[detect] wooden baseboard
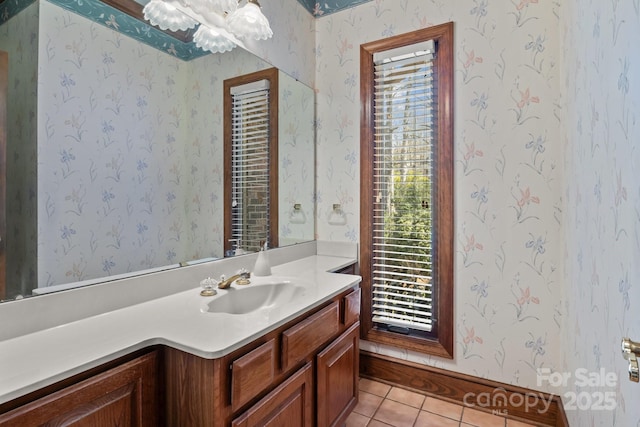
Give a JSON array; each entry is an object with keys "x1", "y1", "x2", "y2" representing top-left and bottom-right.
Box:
[{"x1": 360, "y1": 351, "x2": 568, "y2": 427}]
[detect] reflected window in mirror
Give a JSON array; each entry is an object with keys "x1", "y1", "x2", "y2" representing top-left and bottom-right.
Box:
[{"x1": 224, "y1": 68, "x2": 278, "y2": 256}]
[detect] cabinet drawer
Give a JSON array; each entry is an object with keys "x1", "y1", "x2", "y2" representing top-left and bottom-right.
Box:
[
  {"x1": 231, "y1": 339, "x2": 276, "y2": 412},
  {"x1": 343, "y1": 288, "x2": 361, "y2": 326},
  {"x1": 281, "y1": 301, "x2": 340, "y2": 371},
  {"x1": 231, "y1": 362, "x2": 313, "y2": 427}
]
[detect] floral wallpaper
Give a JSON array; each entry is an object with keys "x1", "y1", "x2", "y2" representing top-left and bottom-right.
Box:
[
  {"x1": 242, "y1": 0, "x2": 316, "y2": 87},
  {"x1": 560, "y1": 0, "x2": 640, "y2": 425},
  {"x1": 49, "y1": 0, "x2": 208, "y2": 61},
  {"x1": 278, "y1": 71, "x2": 315, "y2": 245},
  {"x1": 35, "y1": 0, "x2": 314, "y2": 289},
  {"x1": 38, "y1": 0, "x2": 196, "y2": 287},
  {"x1": 0, "y1": 1, "x2": 39, "y2": 299},
  {"x1": 0, "y1": 0, "x2": 36, "y2": 25},
  {"x1": 315, "y1": 0, "x2": 640, "y2": 422},
  {"x1": 315, "y1": 0, "x2": 563, "y2": 392}
]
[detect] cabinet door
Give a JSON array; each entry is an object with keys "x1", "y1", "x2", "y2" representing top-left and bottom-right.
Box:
[
  {"x1": 316, "y1": 322, "x2": 360, "y2": 427},
  {"x1": 0, "y1": 351, "x2": 159, "y2": 427},
  {"x1": 232, "y1": 362, "x2": 313, "y2": 427}
]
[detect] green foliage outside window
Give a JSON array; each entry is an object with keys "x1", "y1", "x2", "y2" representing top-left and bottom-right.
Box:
[{"x1": 377, "y1": 170, "x2": 433, "y2": 328}]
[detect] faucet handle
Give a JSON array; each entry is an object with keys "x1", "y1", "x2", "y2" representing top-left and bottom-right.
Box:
[
  {"x1": 236, "y1": 268, "x2": 251, "y2": 285},
  {"x1": 199, "y1": 277, "x2": 218, "y2": 297}
]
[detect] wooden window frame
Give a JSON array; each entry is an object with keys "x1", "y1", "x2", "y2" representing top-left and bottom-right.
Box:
[
  {"x1": 223, "y1": 67, "x2": 279, "y2": 255},
  {"x1": 359, "y1": 23, "x2": 454, "y2": 358}
]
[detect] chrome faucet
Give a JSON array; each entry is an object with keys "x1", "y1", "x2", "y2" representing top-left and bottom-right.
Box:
[{"x1": 218, "y1": 270, "x2": 251, "y2": 289}]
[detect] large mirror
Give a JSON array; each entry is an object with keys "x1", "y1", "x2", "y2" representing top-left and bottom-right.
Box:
[{"x1": 0, "y1": 0, "x2": 315, "y2": 300}]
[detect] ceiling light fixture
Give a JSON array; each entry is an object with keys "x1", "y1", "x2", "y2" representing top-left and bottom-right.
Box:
[{"x1": 143, "y1": 0, "x2": 273, "y2": 54}]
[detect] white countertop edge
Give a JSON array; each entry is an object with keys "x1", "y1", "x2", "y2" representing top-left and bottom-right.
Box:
[{"x1": 0, "y1": 255, "x2": 360, "y2": 405}]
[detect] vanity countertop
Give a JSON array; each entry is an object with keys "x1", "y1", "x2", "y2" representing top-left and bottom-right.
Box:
[{"x1": 0, "y1": 255, "x2": 360, "y2": 405}]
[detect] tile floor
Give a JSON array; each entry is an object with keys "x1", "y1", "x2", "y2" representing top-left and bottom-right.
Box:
[{"x1": 345, "y1": 378, "x2": 545, "y2": 427}]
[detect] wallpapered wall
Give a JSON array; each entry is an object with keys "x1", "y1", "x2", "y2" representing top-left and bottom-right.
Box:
[
  {"x1": 314, "y1": 0, "x2": 640, "y2": 423},
  {"x1": 315, "y1": 0, "x2": 563, "y2": 392},
  {"x1": 560, "y1": 0, "x2": 640, "y2": 425},
  {"x1": 36, "y1": 0, "x2": 314, "y2": 288},
  {"x1": 50, "y1": 0, "x2": 209, "y2": 61},
  {"x1": 0, "y1": 2, "x2": 39, "y2": 298},
  {"x1": 39, "y1": 0, "x2": 197, "y2": 287},
  {"x1": 278, "y1": 71, "x2": 316, "y2": 246},
  {"x1": 243, "y1": 0, "x2": 315, "y2": 87}
]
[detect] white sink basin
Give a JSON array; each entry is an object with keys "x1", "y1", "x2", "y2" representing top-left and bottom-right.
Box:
[{"x1": 204, "y1": 280, "x2": 306, "y2": 315}]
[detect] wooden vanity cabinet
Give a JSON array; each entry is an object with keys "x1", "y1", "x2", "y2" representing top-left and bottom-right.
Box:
[
  {"x1": 0, "y1": 350, "x2": 160, "y2": 427},
  {"x1": 0, "y1": 286, "x2": 360, "y2": 427},
  {"x1": 165, "y1": 286, "x2": 361, "y2": 427}
]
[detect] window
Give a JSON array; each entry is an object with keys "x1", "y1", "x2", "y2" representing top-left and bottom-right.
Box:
[
  {"x1": 224, "y1": 68, "x2": 278, "y2": 255},
  {"x1": 360, "y1": 23, "x2": 454, "y2": 358}
]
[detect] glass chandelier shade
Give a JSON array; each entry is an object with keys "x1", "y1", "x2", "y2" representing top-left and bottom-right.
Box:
[
  {"x1": 143, "y1": 0, "x2": 198, "y2": 32},
  {"x1": 142, "y1": 0, "x2": 273, "y2": 54},
  {"x1": 227, "y1": 0, "x2": 273, "y2": 41},
  {"x1": 193, "y1": 25, "x2": 236, "y2": 54}
]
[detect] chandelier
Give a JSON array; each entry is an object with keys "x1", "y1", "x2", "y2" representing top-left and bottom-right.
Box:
[{"x1": 143, "y1": 0, "x2": 273, "y2": 54}]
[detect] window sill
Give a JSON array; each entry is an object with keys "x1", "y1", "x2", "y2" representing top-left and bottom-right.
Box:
[{"x1": 363, "y1": 327, "x2": 453, "y2": 359}]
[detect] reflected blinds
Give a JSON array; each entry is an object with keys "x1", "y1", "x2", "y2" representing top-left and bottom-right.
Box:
[
  {"x1": 371, "y1": 41, "x2": 436, "y2": 333},
  {"x1": 230, "y1": 81, "x2": 271, "y2": 252}
]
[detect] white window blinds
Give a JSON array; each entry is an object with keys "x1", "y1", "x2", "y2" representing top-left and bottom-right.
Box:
[
  {"x1": 371, "y1": 41, "x2": 436, "y2": 333},
  {"x1": 230, "y1": 80, "x2": 271, "y2": 252}
]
